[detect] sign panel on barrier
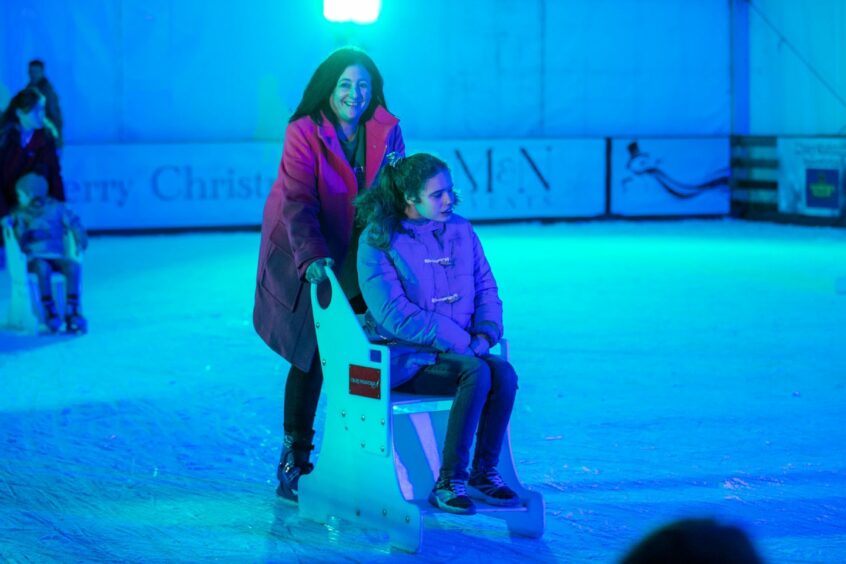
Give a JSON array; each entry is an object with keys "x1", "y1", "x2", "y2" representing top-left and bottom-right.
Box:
[
  {"x1": 61, "y1": 139, "x2": 607, "y2": 230},
  {"x1": 610, "y1": 138, "x2": 731, "y2": 216},
  {"x1": 410, "y1": 139, "x2": 607, "y2": 220},
  {"x1": 778, "y1": 138, "x2": 846, "y2": 218},
  {"x1": 62, "y1": 143, "x2": 282, "y2": 230}
]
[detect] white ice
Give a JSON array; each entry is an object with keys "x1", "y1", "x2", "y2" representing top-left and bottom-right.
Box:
[{"x1": 1, "y1": 219, "x2": 845, "y2": 562}]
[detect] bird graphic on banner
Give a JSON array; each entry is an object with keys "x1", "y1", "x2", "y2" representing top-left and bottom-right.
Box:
[{"x1": 623, "y1": 141, "x2": 729, "y2": 199}]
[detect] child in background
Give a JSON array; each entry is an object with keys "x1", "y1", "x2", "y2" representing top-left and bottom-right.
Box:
[
  {"x1": 10, "y1": 172, "x2": 88, "y2": 333},
  {"x1": 355, "y1": 153, "x2": 520, "y2": 515}
]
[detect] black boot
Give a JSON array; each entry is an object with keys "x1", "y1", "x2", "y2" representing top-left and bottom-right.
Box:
[
  {"x1": 276, "y1": 430, "x2": 315, "y2": 503},
  {"x1": 41, "y1": 297, "x2": 62, "y2": 333},
  {"x1": 65, "y1": 295, "x2": 88, "y2": 334}
]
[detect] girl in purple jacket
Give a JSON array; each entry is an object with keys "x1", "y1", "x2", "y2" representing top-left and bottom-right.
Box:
[{"x1": 355, "y1": 153, "x2": 520, "y2": 515}]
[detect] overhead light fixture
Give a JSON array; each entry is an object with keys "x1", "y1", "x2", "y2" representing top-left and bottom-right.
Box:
[{"x1": 324, "y1": 0, "x2": 381, "y2": 24}]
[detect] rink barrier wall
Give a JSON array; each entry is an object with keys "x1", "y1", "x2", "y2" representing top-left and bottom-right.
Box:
[
  {"x1": 732, "y1": 135, "x2": 846, "y2": 226},
  {"x1": 62, "y1": 137, "x2": 734, "y2": 232}
]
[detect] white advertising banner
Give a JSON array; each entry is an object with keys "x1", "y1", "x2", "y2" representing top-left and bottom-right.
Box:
[
  {"x1": 778, "y1": 138, "x2": 846, "y2": 218},
  {"x1": 62, "y1": 139, "x2": 608, "y2": 230},
  {"x1": 409, "y1": 139, "x2": 607, "y2": 220},
  {"x1": 610, "y1": 138, "x2": 731, "y2": 216},
  {"x1": 62, "y1": 143, "x2": 282, "y2": 230}
]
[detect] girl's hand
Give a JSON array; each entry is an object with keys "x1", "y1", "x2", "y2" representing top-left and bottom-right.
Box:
[{"x1": 470, "y1": 334, "x2": 491, "y2": 357}]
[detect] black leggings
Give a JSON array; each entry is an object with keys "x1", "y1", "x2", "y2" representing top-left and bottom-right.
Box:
[
  {"x1": 283, "y1": 355, "x2": 323, "y2": 435},
  {"x1": 282, "y1": 293, "x2": 366, "y2": 435}
]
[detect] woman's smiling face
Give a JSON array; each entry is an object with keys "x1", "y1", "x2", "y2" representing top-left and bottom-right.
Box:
[{"x1": 328, "y1": 64, "x2": 372, "y2": 127}]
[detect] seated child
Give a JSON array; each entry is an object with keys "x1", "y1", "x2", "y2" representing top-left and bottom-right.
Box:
[
  {"x1": 355, "y1": 153, "x2": 519, "y2": 515},
  {"x1": 10, "y1": 172, "x2": 88, "y2": 333}
]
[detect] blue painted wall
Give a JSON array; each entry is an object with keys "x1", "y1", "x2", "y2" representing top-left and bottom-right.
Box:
[{"x1": 1, "y1": 1, "x2": 842, "y2": 142}]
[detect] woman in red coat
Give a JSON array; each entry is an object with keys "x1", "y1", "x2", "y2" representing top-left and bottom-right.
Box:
[
  {"x1": 253, "y1": 47, "x2": 405, "y2": 502},
  {"x1": 0, "y1": 88, "x2": 65, "y2": 219}
]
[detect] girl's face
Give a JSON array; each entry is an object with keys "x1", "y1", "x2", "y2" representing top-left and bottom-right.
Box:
[
  {"x1": 16, "y1": 97, "x2": 46, "y2": 130},
  {"x1": 328, "y1": 64, "x2": 372, "y2": 127},
  {"x1": 16, "y1": 186, "x2": 32, "y2": 207},
  {"x1": 406, "y1": 170, "x2": 456, "y2": 222},
  {"x1": 15, "y1": 174, "x2": 46, "y2": 206}
]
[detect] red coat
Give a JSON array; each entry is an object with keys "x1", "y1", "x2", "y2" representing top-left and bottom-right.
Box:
[
  {"x1": 0, "y1": 128, "x2": 65, "y2": 217},
  {"x1": 253, "y1": 106, "x2": 405, "y2": 370}
]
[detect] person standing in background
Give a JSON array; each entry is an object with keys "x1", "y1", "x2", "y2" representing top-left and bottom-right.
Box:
[{"x1": 27, "y1": 59, "x2": 63, "y2": 149}]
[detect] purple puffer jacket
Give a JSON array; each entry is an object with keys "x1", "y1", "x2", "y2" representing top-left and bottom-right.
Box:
[{"x1": 357, "y1": 214, "x2": 503, "y2": 386}]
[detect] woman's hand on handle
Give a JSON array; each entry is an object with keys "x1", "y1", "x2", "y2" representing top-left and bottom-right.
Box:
[{"x1": 305, "y1": 257, "x2": 335, "y2": 284}]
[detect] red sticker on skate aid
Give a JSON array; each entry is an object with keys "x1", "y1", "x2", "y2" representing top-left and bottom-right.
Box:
[{"x1": 349, "y1": 365, "x2": 381, "y2": 399}]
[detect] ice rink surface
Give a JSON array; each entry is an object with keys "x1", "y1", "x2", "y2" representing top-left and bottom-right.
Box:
[{"x1": 1, "y1": 219, "x2": 844, "y2": 562}]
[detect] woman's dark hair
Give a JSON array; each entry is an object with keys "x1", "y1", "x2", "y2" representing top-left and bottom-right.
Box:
[
  {"x1": 1, "y1": 88, "x2": 43, "y2": 128},
  {"x1": 0, "y1": 88, "x2": 44, "y2": 145},
  {"x1": 289, "y1": 47, "x2": 387, "y2": 126},
  {"x1": 354, "y1": 153, "x2": 453, "y2": 250}
]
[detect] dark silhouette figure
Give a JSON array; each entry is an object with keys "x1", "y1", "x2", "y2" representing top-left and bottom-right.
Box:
[{"x1": 621, "y1": 518, "x2": 764, "y2": 564}]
